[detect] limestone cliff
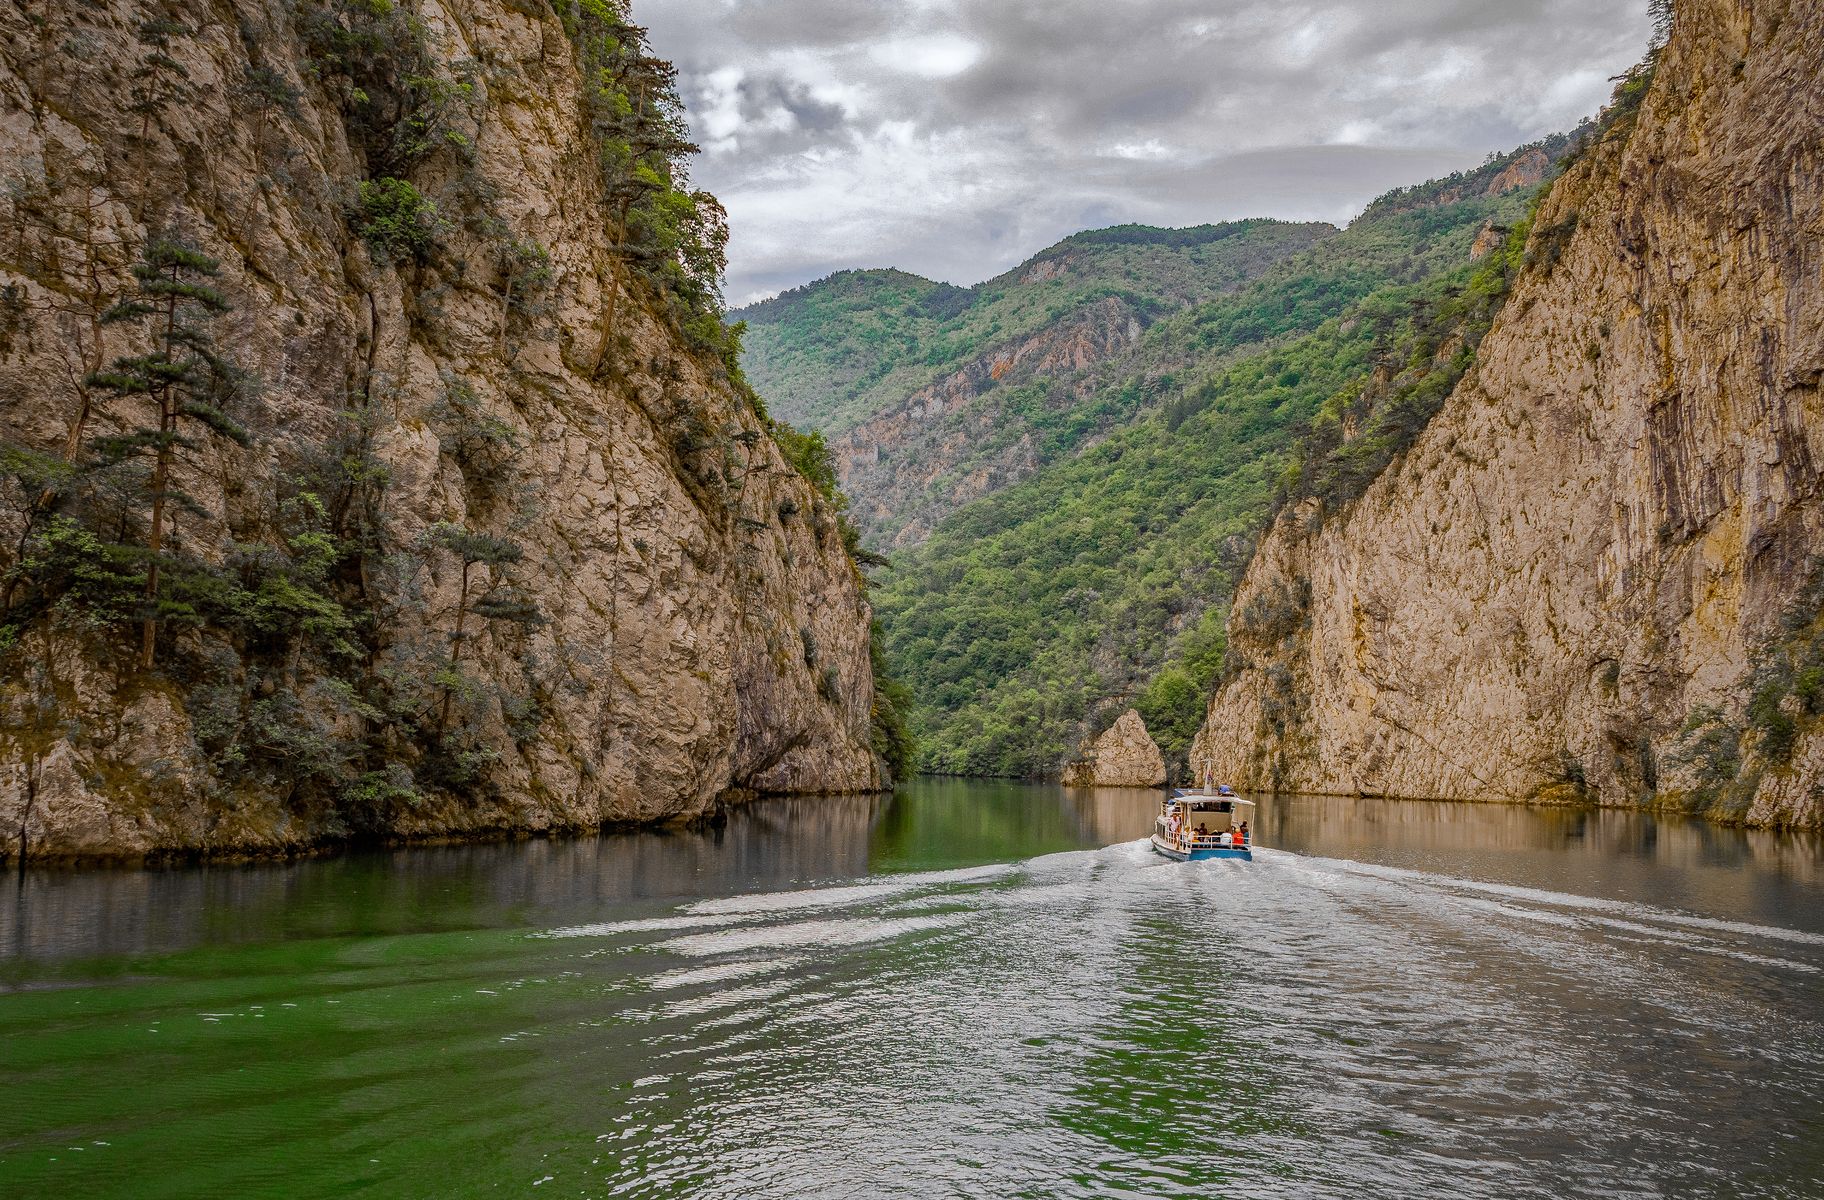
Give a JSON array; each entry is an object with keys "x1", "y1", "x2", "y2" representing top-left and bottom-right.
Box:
[
  {"x1": 0, "y1": 0, "x2": 880, "y2": 860},
  {"x1": 1061, "y1": 709, "x2": 1166, "y2": 788},
  {"x1": 1194, "y1": 0, "x2": 1824, "y2": 828}
]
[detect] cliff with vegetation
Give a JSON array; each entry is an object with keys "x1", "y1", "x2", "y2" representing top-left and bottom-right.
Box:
[
  {"x1": 0, "y1": 0, "x2": 887, "y2": 861},
  {"x1": 1194, "y1": 0, "x2": 1824, "y2": 828}
]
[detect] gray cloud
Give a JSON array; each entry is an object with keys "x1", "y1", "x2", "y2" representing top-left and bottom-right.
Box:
[{"x1": 640, "y1": 0, "x2": 1653, "y2": 304}]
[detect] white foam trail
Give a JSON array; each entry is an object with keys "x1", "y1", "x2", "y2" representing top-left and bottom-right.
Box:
[
  {"x1": 685, "y1": 883, "x2": 911, "y2": 916},
  {"x1": 683, "y1": 864, "x2": 1017, "y2": 917},
  {"x1": 647, "y1": 957, "x2": 801, "y2": 991},
  {"x1": 536, "y1": 913, "x2": 758, "y2": 940},
  {"x1": 664, "y1": 980, "x2": 798, "y2": 1019},
  {"x1": 657, "y1": 913, "x2": 971, "y2": 958},
  {"x1": 1306, "y1": 856, "x2": 1824, "y2": 947},
  {"x1": 873, "y1": 864, "x2": 1020, "y2": 887}
]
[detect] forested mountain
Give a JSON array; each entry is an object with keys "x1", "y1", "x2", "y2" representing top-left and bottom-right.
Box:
[
  {"x1": 751, "y1": 137, "x2": 1569, "y2": 778},
  {"x1": 742, "y1": 221, "x2": 1333, "y2": 435},
  {"x1": 738, "y1": 219, "x2": 1332, "y2": 545}
]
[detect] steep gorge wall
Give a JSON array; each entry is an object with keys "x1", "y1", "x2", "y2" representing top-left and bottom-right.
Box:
[
  {"x1": 0, "y1": 0, "x2": 879, "y2": 859},
  {"x1": 1194, "y1": 0, "x2": 1824, "y2": 827}
]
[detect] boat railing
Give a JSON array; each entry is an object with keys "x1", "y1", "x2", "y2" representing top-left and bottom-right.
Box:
[{"x1": 1165, "y1": 833, "x2": 1249, "y2": 851}]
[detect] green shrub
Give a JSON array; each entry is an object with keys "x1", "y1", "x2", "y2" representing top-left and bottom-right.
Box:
[
  {"x1": 356, "y1": 177, "x2": 442, "y2": 262},
  {"x1": 1669, "y1": 706, "x2": 1742, "y2": 802},
  {"x1": 772, "y1": 422, "x2": 842, "y2": 503},
  {"x1": 18, "y1": 516, "x2": 146, "y2": 632},
  {"x1": 343, "y1": 763, "x2": 422, "y2": 816},
  {"x1": 1741, "y1": 564, "x2": 1824, "y2": 765},
  {"x1": 1133, "y1": 665, "x2": 1204, "y2": 759},
  {"x1": 869, "y1": 619, "x2": 916, "y2": 782}
]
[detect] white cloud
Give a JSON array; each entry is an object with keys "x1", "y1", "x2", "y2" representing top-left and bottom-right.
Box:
[
  {"x1": 868, "y1": 33, "x2": 983, "y2": 79},
  {"x1": 697, "y1": 66, "x2": 746, "y2": 151},
  {"x1": 639, "y1": 0, "x2": 1655, "y2": 303}
]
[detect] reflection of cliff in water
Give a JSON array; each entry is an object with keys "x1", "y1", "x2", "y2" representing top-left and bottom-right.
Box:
[
  {"x1": 4, "y1": 794, "x2": 886, "y2": 964},
  {"x1": 1060, "y1": 786, "x2": 1167, "y2": 845},
  {"x1": 871, "y1": 777, "x2": 1121, "y2": 870},
  {"x1": 1254, "y1": 793, "x2": 1824, "y2": 908},
  {"x1": 8, "y1": 784, "x2": 1820, "y2": 968},
  {"x1": 1255, "y1": 795, "x2": 1820, "y2": 874}
]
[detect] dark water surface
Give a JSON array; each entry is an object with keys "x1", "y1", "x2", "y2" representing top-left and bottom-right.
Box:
[{"x1": 3, "y1": 781, "x2": 1822, "y2": 1198}]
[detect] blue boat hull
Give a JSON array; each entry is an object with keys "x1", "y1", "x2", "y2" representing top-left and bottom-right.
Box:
[{"x1": 1150, "y1": 834, "x2": 1252, "y2": 862}]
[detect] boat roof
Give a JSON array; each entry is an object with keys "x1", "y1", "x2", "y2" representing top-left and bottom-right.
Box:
[{"x1": 1168, "y1": 793, "x2": 1256, "y2": 809}]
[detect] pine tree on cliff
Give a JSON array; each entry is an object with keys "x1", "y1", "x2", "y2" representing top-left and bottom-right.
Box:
[
  {"x1": 86, "y1": 236, "x2": 251, "y2": 668},
  {"x1": 566, "y1": 3, "x2": 706, "y2": 376},
  {"x1": 127, "y1": 18, "x2": 193, "y2": 145},
  {"x1": 423, "y1": 523, "x2": 542, "y2": 733}
]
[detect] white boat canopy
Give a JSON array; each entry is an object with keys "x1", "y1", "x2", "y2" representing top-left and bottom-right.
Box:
[{"x1": 1168, "y1": 794, "x2": 1256, "y2": 810}]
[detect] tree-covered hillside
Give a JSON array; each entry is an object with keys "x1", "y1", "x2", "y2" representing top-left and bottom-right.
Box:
[
  {"x1": 737, "y1": 220, "x2": 1332, "y2": 439},
  {"x1": 813, "y1": 140, "x2": 1568, "y2": 778}
]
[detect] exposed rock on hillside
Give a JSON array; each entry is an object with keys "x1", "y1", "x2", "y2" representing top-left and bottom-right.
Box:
[
  {"x1": 0, "y1": 0, "x2": 879, "y2": 860},
  {"x1": 1359, "y1": 140, "x2": 1564, "y2": 220},
  {"x1": 1062, "y1": 710, "x2": 1166, "y2": 788},
  {"x1": 1194, "y1": 0, "x2": 1824, "y2": 828},
  {"x1": 835, "y1": 296, "x2": 1145, "y2": 547},
  {"x1": 738, "y1": 221, "x2": 1333, "y2": 547}
]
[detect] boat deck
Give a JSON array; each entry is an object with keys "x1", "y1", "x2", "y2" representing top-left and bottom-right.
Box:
[{"x1": 1150, "y1": 833, "x2": 1252, "y2": 862}]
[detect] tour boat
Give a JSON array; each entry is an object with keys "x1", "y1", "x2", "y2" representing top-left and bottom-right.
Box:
[{"x1": 1151, "y1": 789, "x2": 1255, "y2": 861}]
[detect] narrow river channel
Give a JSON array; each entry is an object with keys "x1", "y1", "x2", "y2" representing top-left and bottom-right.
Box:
[{"x1": 4, "y1": 780, "x2": 1822, "y2": 1198}]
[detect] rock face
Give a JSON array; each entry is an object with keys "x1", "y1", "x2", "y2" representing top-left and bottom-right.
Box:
[
  {"x1": 1193, "y1": 0, "x2": 1824, "y2": 828},
  {"x1": 1062, "y1": 710, "x2": 1166, "y2": 788},
  {"x1": 0, "y1": 0, "x2": 879, "y2": 859}
]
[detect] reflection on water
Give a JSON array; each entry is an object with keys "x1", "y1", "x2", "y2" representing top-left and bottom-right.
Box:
[
  {"x1": 1255, "y1": 792, "x2": 1824, "y2": 932},
  {"x1": 6, "y1": 782, "x2": 1823, "y2": 963},
  {"x1": 1, "y1": 780, "x2": 1822, "y2": 1199},
  {"x1": 3, "y1": 793, "x2": 880, "y2": 965}
]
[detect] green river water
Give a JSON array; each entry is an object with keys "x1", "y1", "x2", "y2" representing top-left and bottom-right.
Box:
[{"x1": 3, "y1": 779, "x2": 1822, "y2": 1198}]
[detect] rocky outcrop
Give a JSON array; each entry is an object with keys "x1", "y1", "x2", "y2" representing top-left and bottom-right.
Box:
[
  {"x1": 1469, "y1": 222, "x2": 1507, "y2": 260},
  {"x1": 1363, "y1": 143, "x2": 1563, "y2": 220},
  {"x1": 1062, "y1": 710, "x2": 1166, "y2": 787},
  {"x1": 0, "y1": 0, "x2": 879, "y2": 860},
  {"x1": 1193, "y1": 0, "x2": 1824, "y2": 828}
]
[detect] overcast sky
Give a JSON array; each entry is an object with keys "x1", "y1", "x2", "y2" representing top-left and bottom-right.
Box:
[{"x1": 639, "y1": 1, "x2": 1653, "y2": 305}]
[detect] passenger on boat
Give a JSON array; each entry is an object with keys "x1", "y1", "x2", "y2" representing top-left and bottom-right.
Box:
[
  {"x1": 1237, "y1": 821, "x2": 1249, "y2": 845},
  {"x1": 1219, "y1": 831, "x2": 1233, "y2": 847}
]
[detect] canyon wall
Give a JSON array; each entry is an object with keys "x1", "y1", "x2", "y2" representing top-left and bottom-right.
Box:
[
  {"x1": 0, "y1": 0, "x2": 880, "y2": 859},
  {"x1": 1194, "y1": 0, "x2": 1824, "y2": 827}
]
